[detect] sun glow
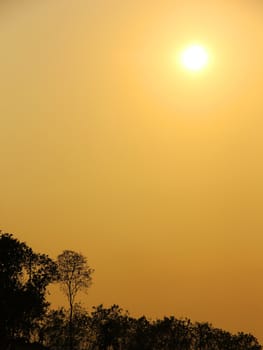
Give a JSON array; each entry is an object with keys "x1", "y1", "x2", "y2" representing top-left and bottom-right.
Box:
[{"x1": 181, "y1": 45, "x2": 209, "y2": 71}]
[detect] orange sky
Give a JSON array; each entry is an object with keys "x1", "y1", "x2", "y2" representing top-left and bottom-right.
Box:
[{"x1": 1, "y1": 0, "x2": 263, "y2": 342}]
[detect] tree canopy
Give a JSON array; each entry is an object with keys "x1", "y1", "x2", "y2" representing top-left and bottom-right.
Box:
[
  {"x1": 0, "y1": 231, "x2": 262, "y2": 350},
  {"x1": 0, "y1": 232, "x2": 57, "y2": 348},
  {"x1": 56, "y1": 250, "x2": 94, "y2": 350}
]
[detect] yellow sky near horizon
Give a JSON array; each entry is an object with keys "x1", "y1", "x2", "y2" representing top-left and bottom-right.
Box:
[{"x1": 1, "y1": 0, "x2": 263, "y2": 342}]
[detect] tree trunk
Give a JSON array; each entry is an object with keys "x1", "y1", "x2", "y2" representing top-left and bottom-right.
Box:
[{"x1": 69, "y1": 295, "x2": 73, "y2": 350}]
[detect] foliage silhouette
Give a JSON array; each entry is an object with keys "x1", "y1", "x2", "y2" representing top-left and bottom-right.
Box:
[
  {"x1": 0, "y1": 232, "x2": 262, "y2": 350},
  {"x1": 56, "y1": 250, "x2": 94, "y2": 350},
  {"x1": 0, "y1": 232, "x2": 56, "y2": 349}
]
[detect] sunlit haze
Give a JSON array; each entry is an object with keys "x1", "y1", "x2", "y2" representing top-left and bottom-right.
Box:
[{"x1": 1, "y1": 0, "x2": 263, "y2": 343}]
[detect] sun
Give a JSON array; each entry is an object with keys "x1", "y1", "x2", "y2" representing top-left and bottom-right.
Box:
[{"x1": 180, "y1": 45, "x2": 208, "y2": 71}]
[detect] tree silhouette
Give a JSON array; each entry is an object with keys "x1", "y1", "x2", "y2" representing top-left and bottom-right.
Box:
[
  {"x1": 56, "y1": 250, "x2": 94, "y2": 350},
  {"x1": 1, "y1": 232, "x2": 262, "y2": 350},
  {"x1": 89, "y1": 304, "x2": 131, "y2": 350},
  {"x1": 0, "y1": 232, "x2": 56, "y2": 349},
  {"x1": 154, "y1": 317, "x2": 193, "y2": 350}
]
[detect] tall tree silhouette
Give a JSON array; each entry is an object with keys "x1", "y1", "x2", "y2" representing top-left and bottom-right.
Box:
[
  {"x1": 0, "y1": 232, "x2": 56, "y2": 349},
  {"x1": 56, "y1": 250, "x2": 94, "y2": 350}
]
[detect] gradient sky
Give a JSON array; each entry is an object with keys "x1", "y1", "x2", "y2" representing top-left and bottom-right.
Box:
[{"x1": 1, "y1": 0, "x2": 263, "y2": 342}]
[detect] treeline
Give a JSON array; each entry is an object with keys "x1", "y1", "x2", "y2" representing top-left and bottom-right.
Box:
[
  {"x1": 41, "y1": 304, "x2": 262, "y2": 350},
  {"x1": 0, "y1": 232, "x2": 261, "y2": 350}
]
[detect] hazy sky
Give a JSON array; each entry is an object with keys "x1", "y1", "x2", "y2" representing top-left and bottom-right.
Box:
[{"x1": 1, "y1": 0, "x2": 263, "y2": 342}]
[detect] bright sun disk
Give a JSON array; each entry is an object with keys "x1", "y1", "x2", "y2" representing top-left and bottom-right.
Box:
[{"x1": 181, "y1": 45, "x2": 208, "y2": 71}]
